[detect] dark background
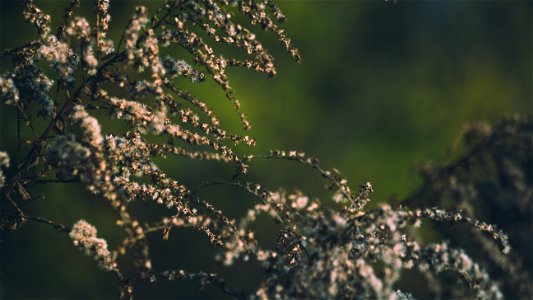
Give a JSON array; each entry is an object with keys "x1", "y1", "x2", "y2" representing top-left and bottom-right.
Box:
[{"x1": 0, "y1": 0, "x2": 531, "y2": 298}]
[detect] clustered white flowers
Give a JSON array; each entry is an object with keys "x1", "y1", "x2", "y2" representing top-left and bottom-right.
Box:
[
  {"x1": 69, "y1": 219, "x2": 117, "y2": 271},
  {"x1": 209, "y1": 178, "x2": 508, "y2": 299},
  {"x1": 45, "y1": 135, "x2": 93, "y2": 182}
]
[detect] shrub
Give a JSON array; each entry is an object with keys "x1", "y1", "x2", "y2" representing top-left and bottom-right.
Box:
[{"x1": 0, "y1": 1, "x2": 527, "y2": 299}]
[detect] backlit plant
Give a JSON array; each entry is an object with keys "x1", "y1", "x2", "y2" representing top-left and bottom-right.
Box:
[{"x1": 0, "y1": 1, "x2": 522, "y2": 299}]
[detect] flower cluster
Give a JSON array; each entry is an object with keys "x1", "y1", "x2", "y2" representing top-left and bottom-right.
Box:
[
  {"x1": 209, "y1": 178, "x2": 508, "y2": 299},
  {"x1": 95, "y1": 0, "x2": 114, "y2": 55},
  {"x1": 39, "y1": 35, "x2": 79, "y2": 85},
  {"x1": 162, "y1": 55, "x2": 205, "y2": 82},
  {"x1": 45, "y1": 135, "x2": 93, "y2": 182},
  {"x1": 22, "y1": 0, "x2": 51, "y2": 38},
  {"x1": 69, "y1": 219, "x2": 117, "y2": 271},
  {"x1": 13, "y1": 63, "x2": 54, "y2": 116},
  {"x1": 0, "y1": 151, "x2": 9, "y2": 188},
  {"x1": 0, "y1": 75, "x2": 20, "y2": 105},
  {"x1": 71, "y1": 105, "x2": 104, "y2": 149}
]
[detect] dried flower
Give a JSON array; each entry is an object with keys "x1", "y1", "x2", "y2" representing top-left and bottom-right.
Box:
[
  {"x1": 0, "y1": 75, "x2": 19, "y2": 105},
  {"x1": 0, "y1": 2, "x2": 522, "y2": 300},
  {"x1": 69, "y1": 220, "x2": 117, "y2": 271},
  {"x1": 0, "y1": 151, "x2": 9, "y2": 188}
]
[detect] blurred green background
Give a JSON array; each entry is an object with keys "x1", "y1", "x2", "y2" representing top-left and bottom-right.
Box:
[{"x1": 0, "y1": 0, "x2": 531, "y2": 298}]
